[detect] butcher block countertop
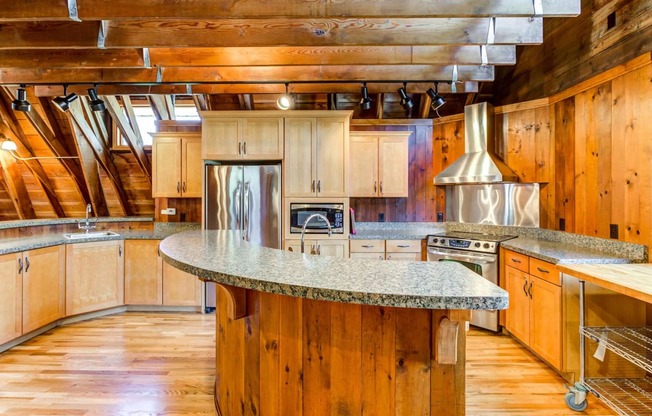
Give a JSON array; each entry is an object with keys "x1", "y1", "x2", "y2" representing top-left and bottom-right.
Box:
[{"x1": 557, "y1": 263, "x2": 652, "y2": 304}]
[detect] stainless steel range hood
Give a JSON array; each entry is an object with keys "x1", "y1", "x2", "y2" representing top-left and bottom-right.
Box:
[{"x1": 434, "y1": 102, "x2": 518, "y2": 185}]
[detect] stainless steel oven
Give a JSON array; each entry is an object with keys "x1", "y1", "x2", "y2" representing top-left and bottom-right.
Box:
[
  {"x1": 289, "y1": 203, "x2": 345, "y2": 234},
  {"x1": 426, "y1": 232, "x2": 515, "y2": 332}
]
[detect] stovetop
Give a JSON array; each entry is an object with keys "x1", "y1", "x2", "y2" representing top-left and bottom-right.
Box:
[{"x1": 426, "y1": 231, "x2": 517, "y2": 254}]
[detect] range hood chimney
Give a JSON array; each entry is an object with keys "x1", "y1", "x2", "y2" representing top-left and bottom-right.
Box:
[{"x1": 434, "y1": 102, "x2": 518, "y2": 185}]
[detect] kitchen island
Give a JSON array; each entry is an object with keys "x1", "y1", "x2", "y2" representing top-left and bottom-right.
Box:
[{"x1": 160, "y1": 230, "x2": 508, "y2": 416}]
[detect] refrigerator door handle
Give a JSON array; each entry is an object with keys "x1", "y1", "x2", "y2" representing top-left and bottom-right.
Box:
[
  {"x1": 243, "y1": 181, "x2": 250, "y2": 241},
  {"x1": 234, "y1": 182, "x2": 242, "y2": 231}
]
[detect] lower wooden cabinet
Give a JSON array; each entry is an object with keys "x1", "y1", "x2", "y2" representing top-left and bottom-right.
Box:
[
  {"x1": 124, "y1": 240, "x2": 162, "y2": 305},
  {"x1": 284, "y1": 239, "x2": 349, "y2": 258},
  {"x1": 66, "y1": 240, "x2": 125, "y2": 316},
  {"x1": 22, "y1": 246, "x2": 65, "y2": 334},
  {"x1": 0, "y1": 252, "x2": 22, "y2": 344},
  {"x1": 350, "y1": 239, "x2": 422, "y2": 261},
  {"x1": 162, "y1": 262, "x2": 203, "y2": 306},
  {"x1": 503, "y1": 249, "x2": 561, "y2": 370}
]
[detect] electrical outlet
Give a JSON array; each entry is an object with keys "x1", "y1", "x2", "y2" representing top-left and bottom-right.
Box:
[
  {"x1": 378, "y1": 212, "x2": 385, "y2": 222},
  {"x1": 610, "y1": 224, "x2": 619, "y2": 239},
  {"x1": 160, "y1": 208, "x2": 176, "y2": 215},
  {"x1": 436, "y1": 212, "x2": 444, "y2": 222},
  {"x1": 559, "y1": 218, "x2": 565, "y2": 231}
]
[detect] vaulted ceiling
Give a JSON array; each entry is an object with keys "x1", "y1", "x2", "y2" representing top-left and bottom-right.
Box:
[{"x1": 0, "y1": 0, "x2": 581, "y2": 117}]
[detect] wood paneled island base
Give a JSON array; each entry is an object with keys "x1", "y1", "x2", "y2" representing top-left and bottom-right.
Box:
[{"x1": 214, "y1": 284, "x2": 470, "y2": 416}]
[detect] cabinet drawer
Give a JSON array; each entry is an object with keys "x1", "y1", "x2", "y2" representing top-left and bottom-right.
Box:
[
  {"x1": 350, "y1": 239, "x2": 385, "y2": 253},
  {"x1": 386, "y1": 240, "x2": 421, "y2": 253},
  {"x1": 529, "y1": 258, "x2": 560, "y2": 286},
  {"x1": 504, "y1": 250, "x2": 529, "y2": 272},
  {"x1": 386, "y1": 252, "x2": 421, "y2": 261}
]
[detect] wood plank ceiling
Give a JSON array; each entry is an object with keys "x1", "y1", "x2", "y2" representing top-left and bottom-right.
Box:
[{"x1": 0, "y1": 0, "x2": 581, "y2": 220}]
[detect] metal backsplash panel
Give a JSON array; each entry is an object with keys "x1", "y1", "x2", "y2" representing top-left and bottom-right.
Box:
[{"x1": 445, "y1": 183, "x2": 540, "y2": 227}]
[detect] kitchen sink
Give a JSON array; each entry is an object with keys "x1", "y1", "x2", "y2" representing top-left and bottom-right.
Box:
[{"x1": 62, "y1": 231, "x2": 120, "y2": 240}]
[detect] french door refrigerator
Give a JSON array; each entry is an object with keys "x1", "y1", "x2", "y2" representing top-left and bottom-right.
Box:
[{"x1": 204, "y1": 163, "x2": 282, "y2": 309}]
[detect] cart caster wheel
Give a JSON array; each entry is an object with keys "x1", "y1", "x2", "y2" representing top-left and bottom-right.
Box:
[{"x1": 565, "y1": 391, "x2": 588, "y2": 412}]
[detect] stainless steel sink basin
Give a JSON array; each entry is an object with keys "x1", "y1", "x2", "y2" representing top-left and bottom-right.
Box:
[{"x1": 62, "y1": 231, "x2": 120, "y2": 240}]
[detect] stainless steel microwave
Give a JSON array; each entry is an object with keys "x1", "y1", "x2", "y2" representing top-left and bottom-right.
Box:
[{"x1": 289, "y1": 203, "x2": 345, "y2": 234}]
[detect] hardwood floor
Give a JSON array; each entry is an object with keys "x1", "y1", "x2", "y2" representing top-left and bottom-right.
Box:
[{"x1": 0, "y1": 312, "x2": 614, "y2": 415}]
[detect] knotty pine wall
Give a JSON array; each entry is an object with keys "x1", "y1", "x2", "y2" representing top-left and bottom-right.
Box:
[{"x1": 352, "y1": 54, "x2": 652, "y2": 249}]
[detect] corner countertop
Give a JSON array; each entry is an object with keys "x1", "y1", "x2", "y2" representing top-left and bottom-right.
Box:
[
  {"x1": 159, "y1": 230, "x2": 509, "y2": 310},
  {"x1": 501, "y1": 237, "x2": 635, "y2": 264}
]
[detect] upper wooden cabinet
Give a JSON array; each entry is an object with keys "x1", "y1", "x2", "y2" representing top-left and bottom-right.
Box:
[
  {"x1": 284, "y1": 112, "x2": 350, "y2": 197},
  {"x1": 201, "y1": 112, "x2": 284, "y2": 160},
  {"x1": 152, "y1": 132, "x2": 202, "y2": 198},
  {"x1": 349, "y1": 131, "x2": 411, "y2": 198}
]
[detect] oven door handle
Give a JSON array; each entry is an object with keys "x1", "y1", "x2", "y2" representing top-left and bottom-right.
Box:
[{"x1": 427, "y1": 249, "x2": 496, "y2": 264}]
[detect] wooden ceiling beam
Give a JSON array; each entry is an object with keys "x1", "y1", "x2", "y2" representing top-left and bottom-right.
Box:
[
  {"x1": 0, "y1": 0, "x2": 580, "y2": 20},
  {"x1": 34, "y1": 82, "x2": 479, "y2": 96},
  {"x1": 0, "y1": 46, "x2": 517, "y2": 68},
  {"x1": 1, "y1": 65, "x2": 494, "y2": 84},
  {"x1": 0, "y1": 18, "x2": 542, "y2": 49}
]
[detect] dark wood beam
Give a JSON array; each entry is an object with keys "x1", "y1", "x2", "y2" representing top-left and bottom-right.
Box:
[
  {"x1": 104, "y1": 96, "x2": 152, "y2": 184},
  {"x1": 0, "y1": 18, "x2": 542, "y2": 49},
  {"x1": 0, "y1": 0, "x2": 580, "y2": 20},
  {"x1": 1, "y1": 65, "x2": 494, "y2": 84}
]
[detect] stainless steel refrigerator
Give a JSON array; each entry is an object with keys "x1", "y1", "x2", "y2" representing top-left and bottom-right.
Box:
[{"x1": 204, "y1": 163, "x2": 282, "y2": 309}]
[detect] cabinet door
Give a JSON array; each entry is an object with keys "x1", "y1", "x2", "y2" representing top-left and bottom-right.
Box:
[
  {"x1": 0, "y1": 252, "x2": 22, "y2": 344},
  {"x1": 66, "y1": 240, "x2": 125, "y2": 316},
  {"x1": 379, "y1": 136, "x2": 409, "y2": 197},
  {"x1": 284, "y1": 118, "x2": 316, "y2": 197},
  {"x1": 349, "y1": 135, "x2": 378, "y2": 197},
  {"x1": 315, "y1": 239, "x2": 349, "y2": 258},
  {"x1": 124, "y1": 240, "x2": 162, "y2": 305},
  {"x1": 152, "y1": 137, "x2": 182, "y2": 197},
  {"x1": 316, "y1": 118, "x2": 348, "y2": 197},
  {"x1": 202, "y1": 118, "x2": 242, "y2": 160},
  {"x1": 182, "y1": 137, "x2": 203, "y2": 198},
  {"x1": 504, "y1": 265, "x2": 530, "y2": 343},
  {"x1": 22, "y1": 246, "x2": 65, "y2": 333},
  {"x1": 530, "y1": 276, "x2": 562, "y2": 370},
  {"x1": 284, "y1": 240, "x2": 305, "y2": 254},
  {"x1": 162, "y1": 262, "x2": 202, "y2": 306},
  {"x1": 243, "y1": 117, "x2": 284, "y2": 160}
]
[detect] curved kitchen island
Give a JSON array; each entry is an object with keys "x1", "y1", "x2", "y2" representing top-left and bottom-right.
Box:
[{"x1": 160, "y1": 230, "x2": 508, "y2": 416}]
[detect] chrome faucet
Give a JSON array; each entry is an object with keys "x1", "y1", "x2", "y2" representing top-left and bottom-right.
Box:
[
  {"x1": 78, "y1": 203, "x2": 96, "y2": 233},
  {"x1": 300, "y1": 213, "x2": 332, "y2": 254}
]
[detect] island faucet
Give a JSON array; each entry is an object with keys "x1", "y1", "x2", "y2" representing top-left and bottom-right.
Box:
[
  {"x1": 300, "y1": 213, "x2": 332, "y2": 254},
  {"x1": 78, "y1": 203, "x2": 96, "y2": 233}
]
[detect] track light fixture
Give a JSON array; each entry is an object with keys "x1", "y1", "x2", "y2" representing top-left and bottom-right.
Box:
[
  {"x1": 426, "y1": 82, "x2": 446, "y2": 111},
  {"x1": 11, "y1": 85, "x2": 31, "y2": 112},
  {"x1": 276, "y1": 83, "x2": 294, "y2": 110},
  {"x1": 359, "y1": 82, "x2": 372, "y2": 110},
  {"x1": 87, "y1": 84, "x2": 106, "y2": 112},
  {"x1": 397, "y1": 82, "x2": 414, "y2": 111},
  {"x1": 52, "y1": 84, "x2": 78, "y2": 112}
]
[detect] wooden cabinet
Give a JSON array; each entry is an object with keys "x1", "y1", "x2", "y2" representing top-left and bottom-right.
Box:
[
  {"x1": 503, "y1": 249, "x2": 561, "y2": 370},
  {"x1": 22, "y1": 246, "x2": 65, "y2": 334},
  {"x1": 66, "y1": 240, "x2": 125, "y2": 316},
  {"x1": 284, "y1": 114, "x2": 350, "y2": 197},
  {"x1": 162, "y1": 262, "x2": 202, "y2": 306},
  {"x1": 285, "y1": 240, "x2": 349, "y2": 258},
  {"x1": 124, "y1": 240, "x2": 162, "y2": 305},
  {"x1": 202, "y1": 113, "x2": 284, "y2": 160},
  {"x1": 0, "y1": 252, "x2": 22, "y2": 344},
  {"x1": 152, "y1": 132, "x2": 202, "y2": 198},
  {"x1": 349, "y1": 131, "x2": 410, "y2": 197},
  {"x1": 350, "y1": 239, "x2": 422, "y2": 261}
]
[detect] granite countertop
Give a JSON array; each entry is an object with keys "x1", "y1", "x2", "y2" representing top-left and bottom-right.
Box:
[
  {"x1": 159, "y1": 230, "x2": 508, "y2": 310},
  {"x1": 0, "y1": 216, "x2": 153, "y2": 230},
  {"x1": 501, "y1": 237, "x2": 635, "y2": 264}
]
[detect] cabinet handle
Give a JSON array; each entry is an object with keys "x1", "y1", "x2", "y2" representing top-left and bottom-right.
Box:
[
  {"x1": 119, "y1": 244, "x2": 122, "y2": 257},
  {"x1": 380, "y1": 181, "x2": 383, "y2": 194},
  {"x1": 182, "y1": 182, "x2": 186, "y2": 193},
  {"x1": 536, "y1": 267, "x2": 550, "y2": 274},
  {"x1": 243, "y1": 142, "x2": 247, "y2": 155},
  {"x1": 512, "y1": 258, "x2": 521, "y2": 263},
  {"x1": 311, "y1": 180, "x2": 316, "y2": 192},
  {"x1": 18, "y1": 258, "x2": 23, "y2": 274},
  {"x1": 528, "y1": 281, "x2": 533, "y2": 299},
  {"x1": 397, "y1": 244, "x2": 410, "y2": 248},
  {"x1": 374, "y1": 181, "x2": 377, "y2": 193},
  {"x1": 317, "y1": 180, "x2": 321, "y2": 193},
  {"x1": 177, "y1": 182, "x2": 180, "y2": 193},
  {"x1": 522, "y1": 278, "x2": 528, "y2": 296},
  {"x1": 238, "y1": 142, "x2": 242, "y2": 155},
  {"x1": 317, "y1": 245, "x2": 321, "y2": 255},
  {"x1": 25, "y1": 256, "x2": 30, "y2": 272},
  {"x1": 361, "y1": 244, "x2": 375, "y2": 248}
]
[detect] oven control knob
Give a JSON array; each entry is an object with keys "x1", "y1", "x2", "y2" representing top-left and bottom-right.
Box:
[
  {"x1": 432, "y1": 238, "x2": 438, "y2": 244},
  {"x1": 474, "y1": 242, "x2": 481, "y2": 248},
  {"x1": 483, "y1": 243, "x2": 490, "y2": 249},
  {"x1": 440, "y1": 239, "x2": 446, "y2": 245}
]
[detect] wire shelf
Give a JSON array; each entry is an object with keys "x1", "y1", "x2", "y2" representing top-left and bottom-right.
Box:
[
  {"x1": 585, "y1": 378, "x2": 652, "y2": 416},
  {"x1": 581, "y1": 327, "x2": 652, "y2": 374}
]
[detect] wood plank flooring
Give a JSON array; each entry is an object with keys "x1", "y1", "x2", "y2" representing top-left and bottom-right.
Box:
[{"x1": 0, "y1": 312, "x2": 614, "y2": 415}]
